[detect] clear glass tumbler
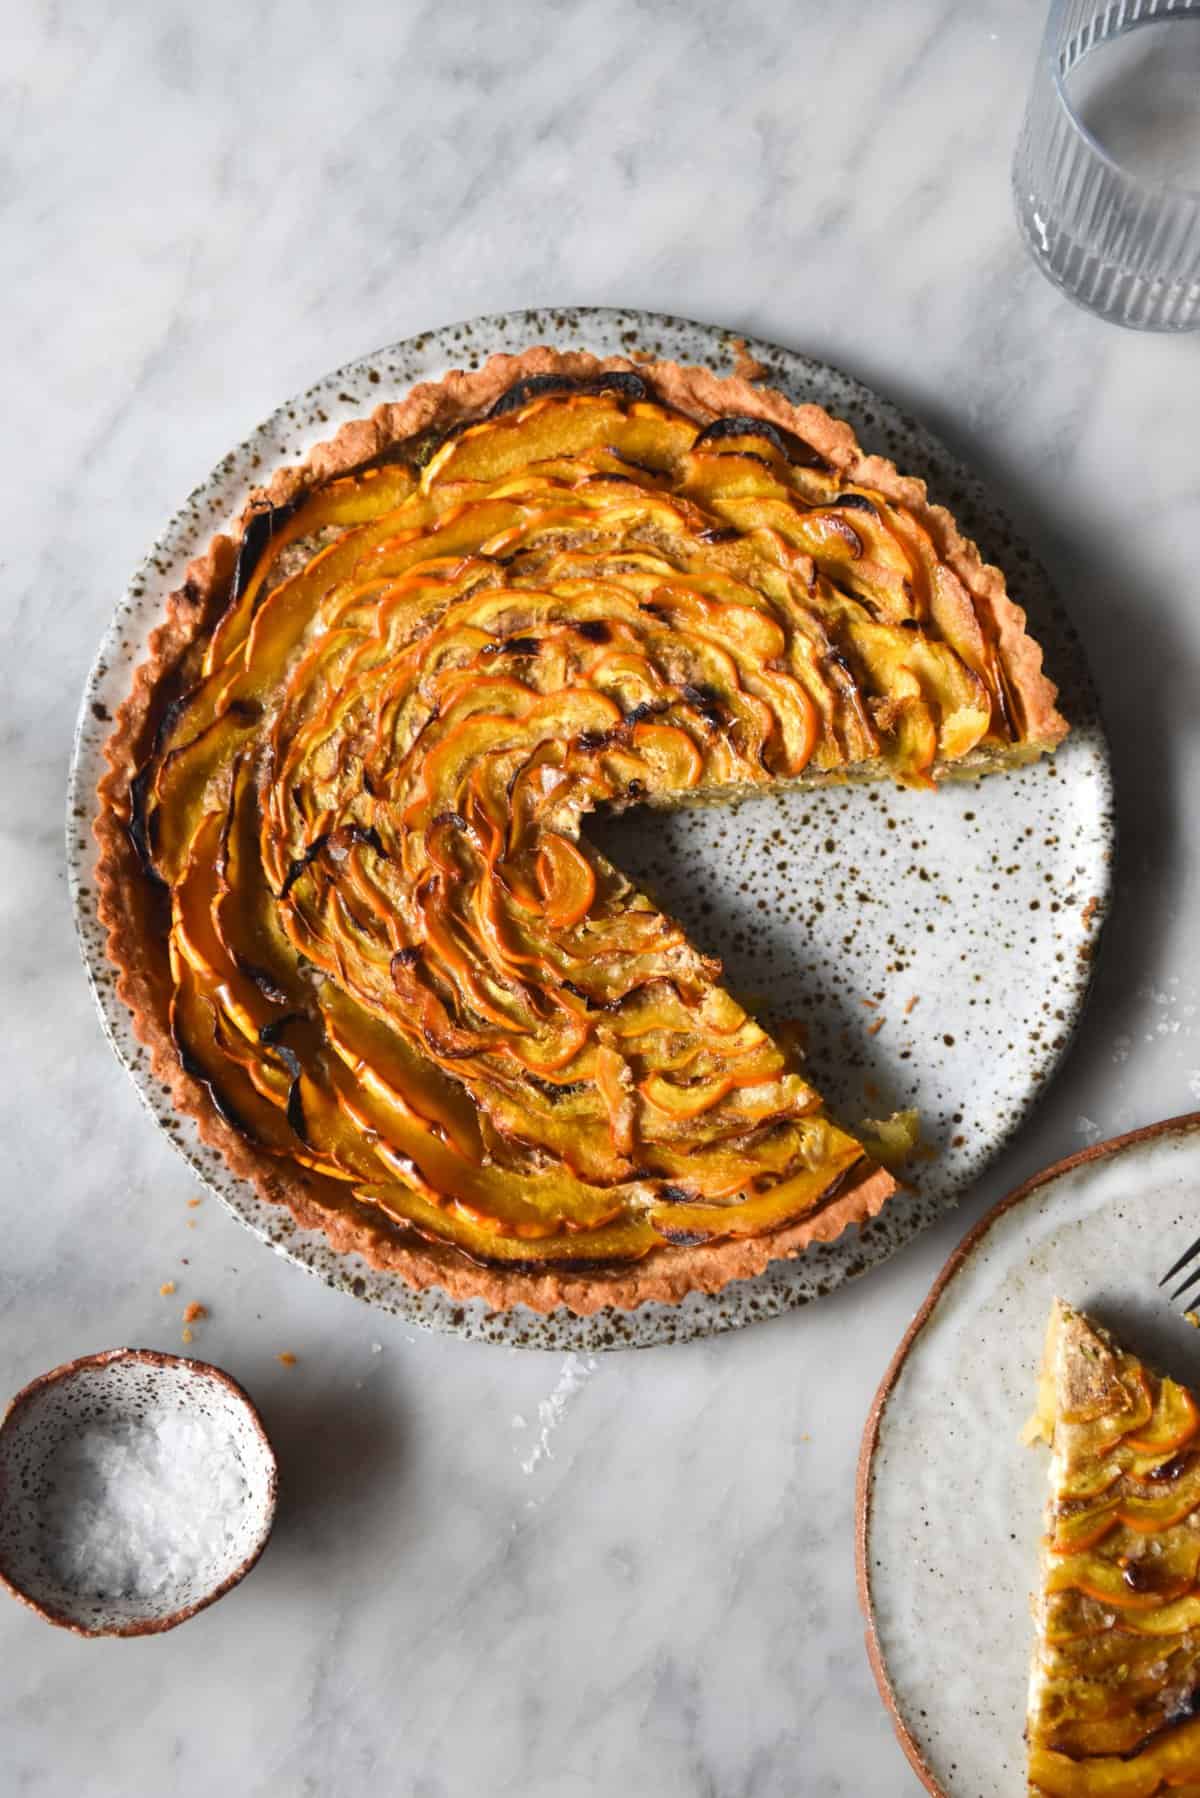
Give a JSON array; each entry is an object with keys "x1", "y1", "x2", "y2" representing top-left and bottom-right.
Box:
[{"x1": 1013, "y1": 0, "x2": 1200, "y2": 330}]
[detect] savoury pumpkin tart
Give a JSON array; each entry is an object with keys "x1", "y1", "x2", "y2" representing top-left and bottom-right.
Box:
[
  {"x1": 1028, "y1": 1301, "x2": 1200, "y2": 1796},
  {"x1": 95, "y1": 348, "x2": 1067, "y2": 1314}
]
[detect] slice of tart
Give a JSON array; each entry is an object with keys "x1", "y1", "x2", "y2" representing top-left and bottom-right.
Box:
[
  {"x1": 94, "y1": 347, "x2": 1067, "y2": 1313},
  {"x1": 1028, "y1": 1300, "x2": 1200, "y2": 1795}
]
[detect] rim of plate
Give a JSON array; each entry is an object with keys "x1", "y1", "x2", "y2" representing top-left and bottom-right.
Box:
[
  {"x1": 855, "y1": 1108, "x2": 1200, "y2": 1796},
  {"x1": 65, "y1": 305, "x2": 1115, "y2": 1351}
]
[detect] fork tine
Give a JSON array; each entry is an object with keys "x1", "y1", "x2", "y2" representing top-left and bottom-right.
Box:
[
  {"x1": 1170, "y1": 1261, "x2": 1200, "y2": 1304},
  {"x1": 1160, "y1": 1233, "x2": 1200, "y2": 1288}
]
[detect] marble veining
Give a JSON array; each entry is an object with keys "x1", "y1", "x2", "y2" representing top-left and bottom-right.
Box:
[{"x1": 4, "y1": 0, "x2": 1200, "y2": 1792}]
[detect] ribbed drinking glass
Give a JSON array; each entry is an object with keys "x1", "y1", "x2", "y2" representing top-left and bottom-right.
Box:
[{"x1": 1013, "y1": 0, "x2": 1200, "y2": 329}]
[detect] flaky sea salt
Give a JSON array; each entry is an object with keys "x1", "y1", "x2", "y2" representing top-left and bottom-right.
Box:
[{"x1": 41, "y1": 1409, "x2": 250, "y2": 1600}]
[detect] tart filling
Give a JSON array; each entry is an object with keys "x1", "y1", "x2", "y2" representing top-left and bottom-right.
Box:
[
  {"x1": 1028, "y1": 1301, "x2": 1200, "y2": 1795},
  {"x1": 95, "y1": 350, "x2": 1066, "y2": 1311}
]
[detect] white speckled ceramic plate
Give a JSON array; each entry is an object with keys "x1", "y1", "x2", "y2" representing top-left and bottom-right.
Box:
[
  {"x1": 67, "y1": 307, "x2": 1113, "y2": 1349},
  {"x1": 858, "y1": 1112, "x2": 1200, "y2": 1796}
]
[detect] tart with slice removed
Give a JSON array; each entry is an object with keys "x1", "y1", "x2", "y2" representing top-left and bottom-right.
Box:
[
  {"x1": 1028, "y1": 1300, "x2": 1200, "y2": 1795},
  {"x1": 94, "y1": 347, "x2": 1067, "y2": 1314}
]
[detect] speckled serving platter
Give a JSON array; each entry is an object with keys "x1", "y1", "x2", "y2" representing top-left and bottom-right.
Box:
[
  {"x1": 857, "y1": 1113, "x2": 1200, "y2": 1797},
  {"x1": 67, "y1": 307, "x2": 1114, "y2": 1350}
]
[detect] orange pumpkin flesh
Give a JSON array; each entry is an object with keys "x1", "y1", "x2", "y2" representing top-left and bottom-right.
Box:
[
  {"x1": 128, "y1": 387, "x2": 1054, "y2": 1271},
  {"x1": 1028, "y1": 1304, "x2": 1200, "y2": 1788}
]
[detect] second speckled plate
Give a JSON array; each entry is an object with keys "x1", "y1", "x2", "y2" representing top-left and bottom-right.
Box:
[
  {"x1": 67, "y1": 308, "x2": 1113, "y2": 1349},
  {"x1": 857, "y1": 1113, "x2": 1200, "y2": 1796}
]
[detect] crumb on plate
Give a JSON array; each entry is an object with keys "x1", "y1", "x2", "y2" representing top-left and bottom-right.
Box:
[
  {"x1": 277, "y1": 1351, "x2": 297, "y2": 1367},
  {"x1": 159, "y1": 1281, "x2": 176, "y2": 1297},
  {"x1": 730, "y1": 337, "x2": 767, "y2": 382},
  {"x1": 182, "y1": 1302, "x2": 207, "y2": 1324}
]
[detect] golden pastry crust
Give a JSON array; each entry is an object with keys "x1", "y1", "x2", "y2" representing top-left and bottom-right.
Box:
[
  {"x1": 1028, "y1": 1301, "x2": 1200, "y2": 1795},
  {"x1": 94, "y1": 346, "x2": 1063, "y2": 1314}
]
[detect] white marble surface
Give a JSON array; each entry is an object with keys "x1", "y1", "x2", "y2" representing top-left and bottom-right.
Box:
[{"x1": 4, "y1": 2, "x2": 1200, "y2": 1792}]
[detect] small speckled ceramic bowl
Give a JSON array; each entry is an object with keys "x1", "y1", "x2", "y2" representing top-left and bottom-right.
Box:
[{"x1": 0, "y1": 1348, "x2": 277, "y2": 1637}]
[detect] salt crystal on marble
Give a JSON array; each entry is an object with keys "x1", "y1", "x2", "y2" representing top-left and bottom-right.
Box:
[{"x1": 41, "y1": 1409, "x2": 250, "y2": 1600}]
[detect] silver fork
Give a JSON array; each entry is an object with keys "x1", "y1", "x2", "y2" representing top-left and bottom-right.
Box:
[{"x1": 1160, "y1": 1235, "x2": 1200, "y2": 1305}]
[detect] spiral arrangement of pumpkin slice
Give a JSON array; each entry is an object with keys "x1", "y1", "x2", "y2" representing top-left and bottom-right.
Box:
[
  {"x1": 124, "y1": 373, "x2": 1063, "y2": 1277},
  {"x1": 1028, "y1": 1302, "x2": 1200, "y2": 1796}
]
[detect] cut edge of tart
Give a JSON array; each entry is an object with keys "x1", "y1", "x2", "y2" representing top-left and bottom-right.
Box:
[
  {"x1": 1027, "y1": 1300, "x2": 1200, "y2": 1795},
  {"x1": 93, "y1": 345, "x2": 1066, "y2": 1315}
]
